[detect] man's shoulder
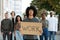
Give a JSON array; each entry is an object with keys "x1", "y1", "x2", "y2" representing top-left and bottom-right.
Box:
[
  {"x1": 33, "y1": 17, "x2": 39, "y2": 22},
  {"x1": 47, "y1": 17, "x2": 52, "y2": 21},
  {"x1": 1, "y1": 19, "x2": 5, "y2": 21},
  {"x1": 46, "y1": 19, "x2": 48, "y2": 21},
  {"x1": 46, "y1": 19, "x2": 49, "y2": 23},
  {"x1": 8, "y1": 19, "x2": 12, "y2": 21},
  {"x1": 23, "y1": 18, "x2": 28, "y2": 22}
]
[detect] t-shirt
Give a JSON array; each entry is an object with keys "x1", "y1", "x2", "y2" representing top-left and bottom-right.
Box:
[
  {"x1": 40, "y1": 19, "x2": 49, "y2": 29},
  {"x1": 23, "y1": 17, "x2": 39, "y2": 39}
]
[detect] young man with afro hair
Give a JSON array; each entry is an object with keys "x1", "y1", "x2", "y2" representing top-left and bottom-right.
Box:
[{"x1": 23, "y1": 6, "x2": 39, "y2": 40}]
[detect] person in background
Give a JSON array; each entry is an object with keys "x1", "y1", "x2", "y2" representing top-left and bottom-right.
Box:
[
  {"x1": 10, "y1": 11, "x2": 15, "y2": 32},
  {"x1": 1, "y1": 12, "x2": 13, "y2": 40},
  {"x1": 47, "y1": 11, "x2": 58, "y2": 40},
  {"x1": 58, "y1": 14, "x2": 60, "y2": 31},
  {"x1": 40, "y1": 13, "x2": 49, "y2": 40},
  {"x1": 13, "y1": 15, "x2": 23, "y2": 40},
  {"x1": 40, "y1": 9, "x2": 47, "y2": 20},
  {"x1": 0, "y1": 13, "x2": 2, "y2": 31},
  {"x1": 10, "y1": 11, "x2": 16, "y2": 40},
  {"x1": 23, "y1": 15, "x2": 27, "y2": 20},
  {"x1": 23, "y1": 6, "x2": 40, "y2": 40}
]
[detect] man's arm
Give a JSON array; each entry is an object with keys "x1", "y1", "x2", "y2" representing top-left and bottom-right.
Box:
[
  {"x1": 9, "y1": 20, "x2": 13, "y2": 35},
  {"x1": 1, "y1": 20, "x2": 3, "y2": 32},
  {"x1": 10, "y1": 20, "x2": 13, "y2": 32}
]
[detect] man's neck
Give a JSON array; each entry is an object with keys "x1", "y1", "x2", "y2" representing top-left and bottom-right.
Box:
[
  {"x1": 50, "y1": 16, "x2": 52, "y2": 17},
  {"x1": 28, "y1": 16, "x2": 34, "y2": 19},
  {"x1": 18, "y1": 21, "x2": 20, "y2": 23},
  {"x1": 42, "y1": 18, "x2": 45, "y2": 20},
  {"x1": 50, "y1": 15, "x2": 53, "y2": 17},
  {"x1": 5, "y1": 18, "x2": 8, "y2": 19},
  {"x1": 12, "y1": 16, "x2": 15, "y2": 18}
]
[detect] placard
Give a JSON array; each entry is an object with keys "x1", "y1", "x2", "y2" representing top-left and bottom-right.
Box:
[{"x1": 20, "y1": 22, "x2": 42, "y2": 35}]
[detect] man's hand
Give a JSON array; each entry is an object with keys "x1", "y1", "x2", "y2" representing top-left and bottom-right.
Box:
[{"x1": 39, "y1": 30, "x2": 43, "y2": 34}]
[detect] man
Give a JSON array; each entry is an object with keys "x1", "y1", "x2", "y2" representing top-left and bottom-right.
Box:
[
  {"x1": 10, "y1": 11, "x2": 15, "y2": 29},
  {"x1": 40, "y1": 13, "x2": 49, "y2": 40},
  {"x1": 23, "y1": 6, "x2": 40, "y2": 40},
  {"x1": 10, "y1": 11, "x2": 16, "y2": 40},
  {"x1": 0, "y1": 13, "x2": 2, "y2": 31},
  {"x1": 58, "y1": 14, "x2": 60, "y2": 31},
  {"x1": 48, "y1": 11, "x2": 58, "y2": 40},
  {"x1": 23, "y1": 15, "x2": 27, "y2": 20},
  {"x1": 1, "y1": 12, "x2": 13, "y2": 40}
]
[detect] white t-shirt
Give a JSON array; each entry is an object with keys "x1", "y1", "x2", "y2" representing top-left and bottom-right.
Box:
[{"x1": 47, "y1": 17, "x2": 58, "y2": 32}]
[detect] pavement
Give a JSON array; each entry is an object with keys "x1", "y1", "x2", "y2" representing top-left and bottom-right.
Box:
[{"x1": 0, "y1": 32, "x2": 60, "y2": 40}]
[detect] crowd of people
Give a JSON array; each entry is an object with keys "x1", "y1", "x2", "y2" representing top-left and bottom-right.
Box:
[{"x1": 1, "y1": 6, "x2": 58, "y2": 40}]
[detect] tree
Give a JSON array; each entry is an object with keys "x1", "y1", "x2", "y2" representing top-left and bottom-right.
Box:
[
  {"x1": 31, "y1": 0, "x2": 60, "y2": 31},
  {"x1": 30, "y1": 0, "x2": 60, "y2": 17}
]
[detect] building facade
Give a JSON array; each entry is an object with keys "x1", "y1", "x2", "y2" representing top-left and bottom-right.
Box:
[{"x1": 0, "y1": 0, "x2": 22, "y2": 19}]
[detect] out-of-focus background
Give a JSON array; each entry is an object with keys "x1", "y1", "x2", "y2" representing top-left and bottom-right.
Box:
[{"x1": 0, "y1": 0, "x2": 60, "y2": 40}]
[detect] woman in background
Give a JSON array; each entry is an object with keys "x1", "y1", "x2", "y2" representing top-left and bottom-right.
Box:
[
  {"x1": 13, "y1": 15, "x2": 23, "y2": 40},
  {"x1": 40, "y1": 13, "x2": 49, "y2": 40}
]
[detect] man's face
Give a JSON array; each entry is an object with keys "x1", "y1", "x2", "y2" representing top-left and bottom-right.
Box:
[
  {"x1": 41, "y1": 14, "x2": 46, "y2": 19},
  {"x1": 5, "y1": 13, "x2": 8, "y2": 18},
  {"x1": 50, "y1": 12, "x2": 53, "y2": 17},
  {"x1": 29, "y1": 9, "x2": 34, "y2": 16},
  {"x1": 11, "y1": 12, "x2": 15, "y2": 17}
]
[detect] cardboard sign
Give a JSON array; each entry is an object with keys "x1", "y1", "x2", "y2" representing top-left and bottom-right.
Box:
[{"x1": 20, "y1": 22, "x2": 42, "y2": 35}]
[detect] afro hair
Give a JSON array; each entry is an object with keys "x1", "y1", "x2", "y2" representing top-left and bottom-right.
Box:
[{"x1": 26, "y1": 6, "x2": 37, "y2": 17}]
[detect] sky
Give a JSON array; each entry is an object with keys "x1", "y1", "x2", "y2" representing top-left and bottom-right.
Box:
[{"x1": 22, "y1": 0, "x2": 32, "y2": 13}]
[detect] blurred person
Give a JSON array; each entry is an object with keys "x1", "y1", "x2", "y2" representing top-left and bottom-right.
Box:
[
  {"x1": 1, "y1": 12, "x2": 13, "y2": 40},
  {"x1": 47, "y1": 11, "x2": 58, "y2": 40},
  {"x1": 40, "y1": 9, "x2": 47, "y2": 17},
  {"x1": 23, "y1": 6, "x2": 40, "y2": 40},
  {"x1": 10, "y1": 11, "x2": 16, "y2": 32},
  {"x1": 0, "y1": 13, "x2": 1, "y2": 24},
  {"x1": 10, "y1": 11, "x2": 16, "y2": 40},
  {"x1": 58, "y1": 14, "x2": 60, "y2": 31},
  {"x1": 23, "y1": 15, "x2": 27, "y2": 20},
  {"x1": 12, "y1": 15, "x2": 23, "y2": 40},
  {"x1": 40, "y1": 9, "x2": 47, "y2": 20},
  {"x1": 40, "y1": 13, "x2": 49, "y2": 40}
]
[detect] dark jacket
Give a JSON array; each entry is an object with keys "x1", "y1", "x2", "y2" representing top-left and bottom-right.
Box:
[
  {"x1": 10, "y1": 17, "x2": 15, "y2": 32},
  {"x1": 1, "y1": 19, "x2": 13, "y2": 32}
]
